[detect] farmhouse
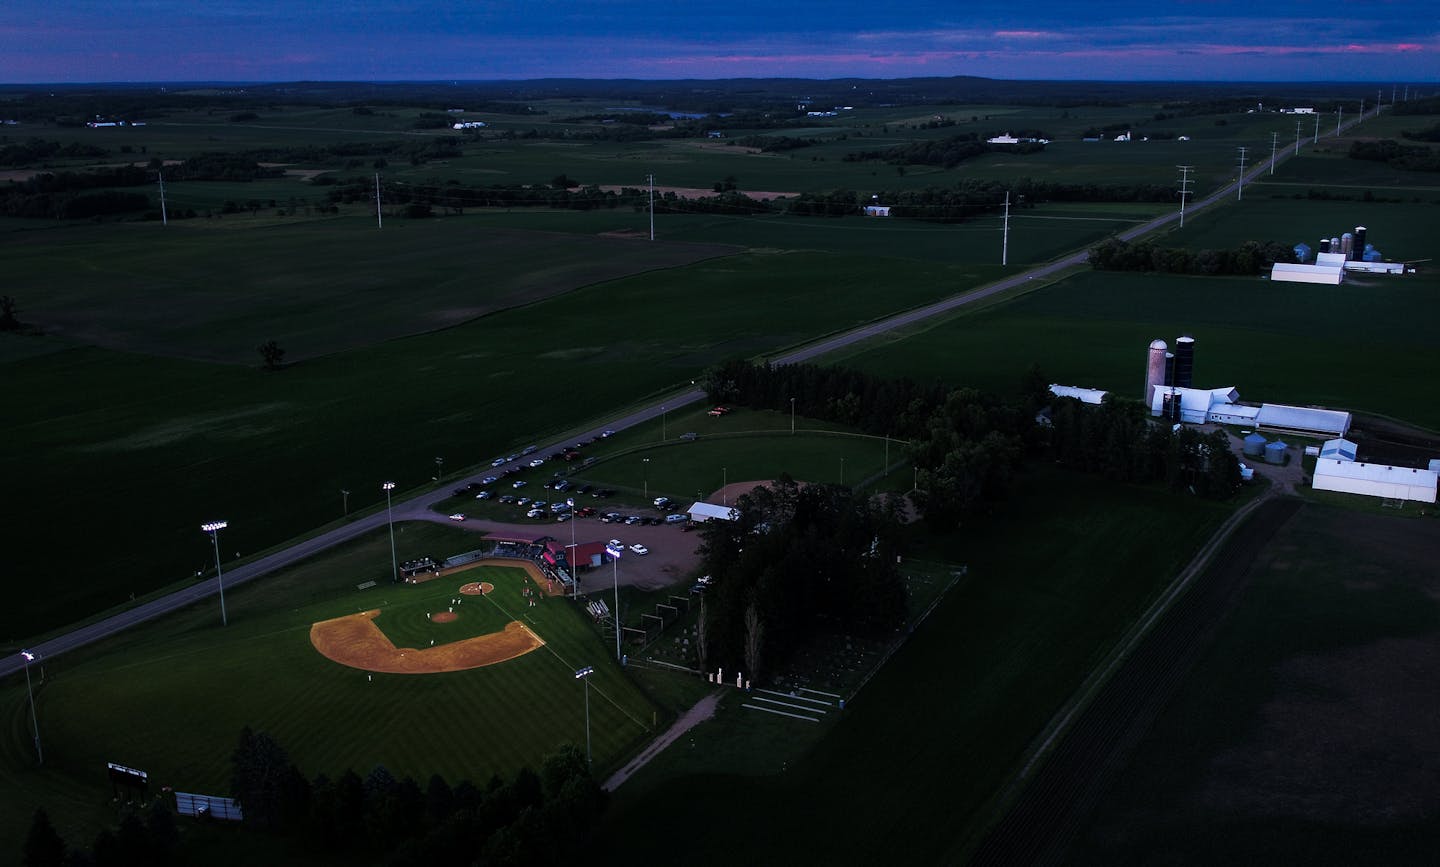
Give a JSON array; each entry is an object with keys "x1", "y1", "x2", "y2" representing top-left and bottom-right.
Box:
[{"x1": 688, "y1": 502, "x2": 739, "y2": 522}]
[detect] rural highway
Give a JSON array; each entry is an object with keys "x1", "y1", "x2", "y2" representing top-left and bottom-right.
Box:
[{"x1": 0, "y1": 110, "x2": 1371, "y2": 680}]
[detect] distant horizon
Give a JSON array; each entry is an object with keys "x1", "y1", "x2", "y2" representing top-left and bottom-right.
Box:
[
  {"x1": 2, "y1": 75, "x2": 1436, "y2": 88},
  {"x1": 2, "y1": 1, "x2": 1435, "y2": 84}
]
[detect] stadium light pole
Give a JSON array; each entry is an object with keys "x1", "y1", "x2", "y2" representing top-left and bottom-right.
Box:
[
  {"x1": 383, "y1": 481, "x2": 399, "y2": 584},
  {"x1": 202, "y1": 520, "x2": 229, "y2": 626},
  {"x1": 641, "y1": 458, "x2": 650, "y2": 501},
  {"x1": 575, "y1": 666, "x2": 595, "y2": 765},
  {"x1": 341, "y1": 488, "x2": 350, "y2": 518},
  {"x1": 568, "y1": 498, "x2": 577, "y2": 595},
  {"x1": 607, "y1": 543, "x2": 624, "y2": 661},
  {"x1": 661, "y1": 405, "x2": 667, "y2": 441},
  {"x1": 20, "y1": 650, "x2": 42, "y2": 764},
  {"x1": 790, "y1": 397, "x2": 795, "y2": 434}
]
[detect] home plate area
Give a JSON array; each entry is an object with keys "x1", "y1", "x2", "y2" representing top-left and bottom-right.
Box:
[{"x1": 742, "y1": 687, "x2": 840, "y2": 723}]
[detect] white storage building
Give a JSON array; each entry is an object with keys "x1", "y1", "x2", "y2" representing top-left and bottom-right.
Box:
[
  {"x1": 1270, "y1": 262, "x2": 1344, "y2": 285},
  {"x1": 1049, "y1": 384, "x2": 1109, "y2": 405},
  {"x1": 1312, "y1": 460, "x2": 1437, "y2": 503},
  {"x1": 688, "y1": 502, "x2": 739, "y2": 522}
]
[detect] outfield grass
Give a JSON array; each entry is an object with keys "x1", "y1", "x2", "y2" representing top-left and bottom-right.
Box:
[
  {"x1": 1071, "y1": 502, "x2": 1440, "y2": 865},
  {"x1": 0, "y1": 520, "x2": 655, "y2": 854},
  {"x1": 597, "y1": 465, "x2": 1232, "y2": 864}
]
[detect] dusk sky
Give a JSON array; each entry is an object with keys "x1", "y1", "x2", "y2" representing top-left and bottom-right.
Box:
[{"x1": 3, "y1": 1, "x2": 1436, "y2": 83}]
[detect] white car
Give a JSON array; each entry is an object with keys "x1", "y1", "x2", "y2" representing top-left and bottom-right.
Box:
[
  {"x1": 491, "y1": 458, "x2": 506, "y2": 467},
  {"x1": 512, "y1": 480, "x2": 528, "y2": 489},
  {"x1": 629, "y1": 543, "x2": 649, "y2": 555},
  {"x1": 449, "y1": 513, "x2": 466, "y2": 522},
  {"x1": 528, "y1": 458, "x2": 545, "y2": 468},
  {"x1": 608, "y1": 539, "x2": 624, "y2": 550}
]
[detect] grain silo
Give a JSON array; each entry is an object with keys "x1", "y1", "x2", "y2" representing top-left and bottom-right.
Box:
[
  {"x1": 1340, "y1": 232, "x2": 1353, "y2": 258},
  {"x1": 1319, "y1": 237, "x2": 1331, "y2": 254},
  {"x1": 1243, "y1": 432, "x2": 1268, "y2": 457},
  {"x1": 1145, "y1": 339, "x2": 1168, "y2": 405},
  {"x1": 1264, "y1": 440, "x2": 1288, "y2": 465},
  {"x1": 1353, "y1": 226, "x2": 1367, "y2": 260},
  {"x1": 1173, "y1": 335, "x2": 1196, "y2": 389}
]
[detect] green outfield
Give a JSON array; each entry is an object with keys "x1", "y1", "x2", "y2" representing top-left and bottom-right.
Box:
[{"x1": 0, "y1": 521, "x2": 653, "y2": 853}]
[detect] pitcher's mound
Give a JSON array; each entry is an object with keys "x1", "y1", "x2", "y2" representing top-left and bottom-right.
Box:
[
  {"x1": 459, "y1": 582, "x2": 494, "y2": 596},
  {"x1": 431, "y1": 611, "x2": 458, "y2": 623}
]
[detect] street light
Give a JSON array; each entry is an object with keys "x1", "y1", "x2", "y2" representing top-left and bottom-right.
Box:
[
  {"x1": 790, "y1": 397, "x2": 796, "y2": 434},
  {"x1": 201, "y1": 520, "x2": 229, "y2": 626},
  {"x1": 575, "y1": 665, "x2": 595, "y2": 765},
  {"x1": 642, "y1": 458, "x2": 650, "y2": 500},
  {"x1": 606, "y1": 543, "x2": 624, "y2": 661},
  {"x1": 20, "y1": 650, "x2": 41, "y2": 764},
  {"x1": 840, "y1": 456, "x2": 846, "y2": 486},
  {"x1": 341, "y1": 489, "x2": 350, "y2": 517},
  {"x1": 661, "y1": 405, "x2": 667, "y2": 441},
  {"x1": 382, "y1": 481, "x2": 399, "y2": 584},
  {"x1": 434, "y1": 456, "x2": 444, "y2": 482}
]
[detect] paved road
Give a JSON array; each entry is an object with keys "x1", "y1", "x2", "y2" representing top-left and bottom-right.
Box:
[{"x1": 0, "y1": 110, "x2": 1372, "y2": 680}]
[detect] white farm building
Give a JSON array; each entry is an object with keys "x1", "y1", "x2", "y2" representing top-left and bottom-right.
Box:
[{"x1": 1312, "y1": 460, "x2": 1437, "y2": 503}]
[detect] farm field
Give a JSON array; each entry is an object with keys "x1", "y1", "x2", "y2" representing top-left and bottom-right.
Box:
[
  {"x1": 2, "y1": 245, "x2": 998, "y2": 640},
  {"x1": 1070, "y1": 503, "x2": 1440, "y2": 865},
  {"x1": 835, "y1": 267, "x2": 1440, "y2": 431},
  {"x1": 596, "y1": 465, "x2": 1233, "y2": 864},
  {"x1": 0, "y1": 520, "x2": 653, "y2": 854},
  {"x1": 1170, "y1": 195, "x2": 1439, "y2": 260}
]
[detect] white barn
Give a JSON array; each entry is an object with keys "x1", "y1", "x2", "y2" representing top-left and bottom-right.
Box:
[
  {"x1": 1270, "y1": 262, "x2": 1343, "y2": 285},
  {"x1": 1319, "y1": 438, "x2": 1358, "y2": 462},
  {"x1": 688, "y1": 502, "x2": 739, "y2": 522},
  {"x1": 1256, "y1": 404, "x2": 1351, "y2": 437},
  {"x1": 1049, "y1": 384, "x2": 1108, "y2": 405},
  {"x1": 1312, "y1": 460, "x2": 1437, "y2": 503}
]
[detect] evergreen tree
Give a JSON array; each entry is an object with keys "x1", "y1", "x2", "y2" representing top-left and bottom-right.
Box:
[{"x1": 22, "y1": 809, "x2": 65, "y2": 867}]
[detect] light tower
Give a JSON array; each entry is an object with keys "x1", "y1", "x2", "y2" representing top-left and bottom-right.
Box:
[
  {"x1": 382, "y1": 481, "x2": 399, "y2": 583},
  {"x1": 202, "y1": 520, "x2": 229, "y2": 626}
]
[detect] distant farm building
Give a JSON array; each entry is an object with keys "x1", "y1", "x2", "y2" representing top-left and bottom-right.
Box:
[
  {"x1": 1049, "y1": 384, "x2": 1108, "y2": 405},
  {"x1": 864, "y1": 205, "x2": 891, "y2": 217}
]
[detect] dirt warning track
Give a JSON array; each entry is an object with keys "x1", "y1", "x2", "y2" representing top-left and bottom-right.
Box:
[{"x1": 310, "y1": 609, "x2": 543, "y2": 674}]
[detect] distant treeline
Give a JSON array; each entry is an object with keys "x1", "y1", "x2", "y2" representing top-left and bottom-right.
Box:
[
  {"x1": 1388, "y1": 96, "x2": 1440, "y2": 116},
  {"x1": 1089, "y1": 237, "x2": 1295, "y2": 275},
  {"x1": 0, "y1": 137, "x2": 109, "y2": 166},
  {"x1": 1349, "y1": 139, "x2": 1440, "y2": 173},
  {"x1": 0, "y1": 165, "x2": 151, "y2": 218},
  {"x1": 844, "y1": 132, "x2": 1045, "y2": 169}
]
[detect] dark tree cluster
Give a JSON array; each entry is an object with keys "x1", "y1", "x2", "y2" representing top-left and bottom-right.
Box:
[
  {"x1": 0, "y1": 137, "x2": 109, "y2": 167},
  {"x1": 1348, "y1": 139, "x2": 1440, "y2": 173},
  {"x1": 695, "y1": 478, "x2": 907, "y2": 681},
  {"x1": 1046, "y1": 397, "x2": 1240, "y2": 498},
  {"x1": 1089, "y1": 237, "x2": 1295, "y2": 275},
  {"x1": 1388, "y1": 95, "x2": 1440, "y2": 116},
  {"x1": 730, "y1": 134, "x2": 820, "y2": 152},
  {"x1": 0, "y1": 165, "x2": 152, "y2": 218},
  {"x1": 1401, "y1": 123, "x2": 1440, "y2": 143},
  {"x1": 23, "y1": 801, "x2": 179, "y2": 867},
  {"x1": 844, "y1": 133, "x2": 1044, "y2": 169},
  {"x1": 786, "y1": 188, "x2": 860, "y2": 217},
  {"x1": 167, "y1": 153, "x2": 283, "y2": 182},
  {"x1": 228, "y1": 727, "x2": 605, "y2": 866}
]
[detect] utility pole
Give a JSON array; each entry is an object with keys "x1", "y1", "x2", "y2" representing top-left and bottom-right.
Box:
[
  {"x1": 1236, "y1": 147, "x2": 1248, "y2": 200},
  {"x1": 1176, "y1": 165, "x2": 1193, "y2": 228},
  {"x1": 1336, "y1": 107, "x2": 1342, "y2": 137},
  {"x1": 1360, "y1": 97, "x2": 1365, "y2": 121},
  {"x1": 1269, "y1": 132, "x2": 1278, "y2": 174},
  {"x1": 158, "y1": 171, "x2": 168, "y2": 226},
  {"x1": 341, "y1": 489, "x2": 350, "y2": 517},
  {"x1": 1294, "y1": 119, "x2": 1303, "y2": 155},
  {"x1": 1001, "y1": 190, "x2": 1011, "y2": 266},
  {"x1": 647, "y1": 173, "x2": 655, "y2": 241},
  {"x1": 375, "y1": 173, "x2": 383, "y2": 229},
  {"x1": 1313, "y1": 113, "x2": 1320, "y2": 144}
]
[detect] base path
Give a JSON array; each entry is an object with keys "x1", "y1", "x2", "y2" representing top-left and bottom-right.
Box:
[
  {"x1": 603, "y1": 690, "x2": 721, "y2": 791},
  {"x1": 310, "y1": 611, "x2": 542, "y2": 674}
]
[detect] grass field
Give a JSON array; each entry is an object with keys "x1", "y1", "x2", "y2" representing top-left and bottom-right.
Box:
[
  {"x1": 1070, "y1": 503, "x2": 1440, "y2": 865},
  {"x1": 1, "y1": 244, "x2": 1000, "y2": 640},
  {"x1": 834, "y1": 266, "x2": 1440, "y2": 431},
  {"x1": 0, "y1": 520, "x2": 655, "y2": 854},
  {"x1": 596, "y1": 465, "x2": 1233, "y2": 864}
]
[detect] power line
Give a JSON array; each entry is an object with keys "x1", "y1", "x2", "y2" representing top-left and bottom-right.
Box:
[{"x1": 1176, "y1": 165, "x2": 1193, "y2": 228}]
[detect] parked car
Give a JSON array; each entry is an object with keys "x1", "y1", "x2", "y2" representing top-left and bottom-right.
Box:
[
  {"x1": 577, "y1": 484, "x2": 594, "y2": 494},
  {"x1": 600, "y1": 429, "x2": 616, "y2": 438},
  {"x1": 516, "y1": 497, "x2": 530, "y2": 507},
  {"x1": 623, "y1": 515, "x2": 642, "y2": 525},
  {"x1": 482, "y1": 476, "x2": 498, "y2": 485},
  {"x1": 521, "y1": 445, "x2": 538, "y2": 455},
  {"x1": 512, "y1": 480, "x2": 528, "y2": 489},
  {"x1": 449, "y1": 513, "x2": 466, "y2": 522},
  {"x1": 491, "y1": 458, "x2": 507, "y2": 467},
  {"x1": 629, "y1": 543, "x2": 649, "y2": 555},
  {"x1": 475, "y1": 491, "x2": 493, "y2": 500},
  {"x1": 665, "y1": 513, "x2": 689, "y2": 524},
  {"x1": 556, "y1": 513, "x2": 571, "y2": 522},
  {"x1": 528, "y1": 458, "x2": 545, "y2": 468},
  {"x1": 576, "y1": 507, "x2": 597, "y2": 517},
  {"x1": 526, "y1": 508, "x2": 545, "y2": 519},
  {"x1": 608, "y1": 539, "x2": 624, "y2": 550},
  {"x1": 653, "y1": 496, "x2": 670, "y2": 508},
  {"x1": 498, "y1": 495, "x2": 517, "y2": 504}
]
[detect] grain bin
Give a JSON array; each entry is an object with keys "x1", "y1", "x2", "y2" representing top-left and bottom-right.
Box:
[
  {"x1": 1264, "y1": 440, "x2": 1288, "y2": 465},
  {"x1": 1243, "y1": 432, "x2": 1268, "y2": 457}
]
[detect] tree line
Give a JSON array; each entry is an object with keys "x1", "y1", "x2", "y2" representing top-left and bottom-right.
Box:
[
  {"x1": 1089, "y1": 237, "x2": 1295, "y2": 275},
  {"x1": 843, "y1": 132, "x2": 1045, "y2": 169},
  {"x1": 693, "y1": 478, "x2": 907, "y2": 683},
  {"x1": 1348, "y1": 139, "x2": 1440, "y2": 173}
]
